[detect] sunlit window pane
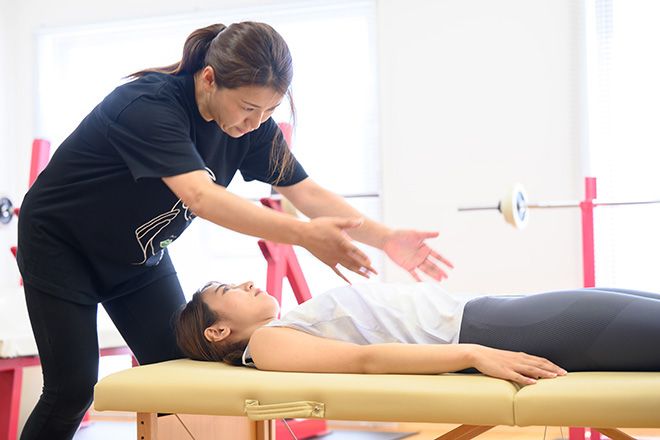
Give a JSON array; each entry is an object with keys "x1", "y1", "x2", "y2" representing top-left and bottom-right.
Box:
[{"x1": 587, "y1": 0, "x2": 660, "y2": 290}]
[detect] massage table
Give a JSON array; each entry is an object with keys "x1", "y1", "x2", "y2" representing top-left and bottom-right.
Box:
[
  {"x1": 0, "y1": 286, "x2": 131, "y2": 440},
  {"x1": 94, "y1": 358, "x2": 660, "y2": 440}
]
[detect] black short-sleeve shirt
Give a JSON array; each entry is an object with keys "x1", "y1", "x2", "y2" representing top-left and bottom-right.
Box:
[{"x1": 17, "y1": 73, "x2": 307, "y2": 304}]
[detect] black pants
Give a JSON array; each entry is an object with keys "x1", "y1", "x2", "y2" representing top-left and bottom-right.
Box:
[
  {"x1": 20, "y1": 274, "x2": 186, "y2": 440},
  {"x1": 459, "y1": 288, "x2": 660, "y2": 371}
]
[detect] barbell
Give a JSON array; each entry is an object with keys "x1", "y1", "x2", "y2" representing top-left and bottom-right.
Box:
[
  {"x1": 459, "y1": 183, "x2": 660, "y2": 229},
  {"x1": 0, "y1": 197, "x2": 15, "y2": 226}
]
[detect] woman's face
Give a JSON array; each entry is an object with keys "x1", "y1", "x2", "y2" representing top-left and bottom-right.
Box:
[
  {"x1": 197, "y1": 68, "x2": 284, "y2": 137},
  {"x1": 201, "y1": 281, "x2": 280, "y2": 332}
]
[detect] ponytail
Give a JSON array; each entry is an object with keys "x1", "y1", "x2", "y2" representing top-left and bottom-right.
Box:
[{"x1": 128, "y1": 23, "x2": 227, "y2": 79}]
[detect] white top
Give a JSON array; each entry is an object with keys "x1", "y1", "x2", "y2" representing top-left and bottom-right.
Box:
[{"x1": 243, "y1": 282, "x2": 482, "y2": 366}]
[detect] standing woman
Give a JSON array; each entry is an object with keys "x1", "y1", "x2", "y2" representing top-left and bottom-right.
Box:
[{"x1": 16, "y1": 22, "x2": 451, "y2": 439}]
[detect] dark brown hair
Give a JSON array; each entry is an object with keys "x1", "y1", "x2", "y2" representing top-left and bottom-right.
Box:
[
  {"x1": 176, "y1": 283, "x2": 249, "y2": 366},
  {"x1": 129, "y1": 22, "x2": 297, "y2": 185}
]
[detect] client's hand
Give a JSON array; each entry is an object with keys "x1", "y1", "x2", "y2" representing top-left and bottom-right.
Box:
[
  {"x1": 469, "y1": 345, "x2": 567, "y2": 385},
  {"x1": 301, "y1": 217, "x2": 377, "y2": 283},
  {"x1": 383, "y1": 230, "x2": 454, "y2": 282}
]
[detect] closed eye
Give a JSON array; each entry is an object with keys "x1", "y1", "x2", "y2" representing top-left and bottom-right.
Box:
[{"x1": 214, "y1": 283, "x2": 232, "y2": 294}]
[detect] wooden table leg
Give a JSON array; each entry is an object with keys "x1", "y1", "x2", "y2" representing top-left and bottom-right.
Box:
[
  {"x1": 137, "y1": 413, "x2": 158, "y2": 440},
  {"x1": 593, "y1": 427, "x2": 639, "y2": 440},
  {"x1": 434, "y1": 424, "x2": 496, "y2": 440},
  {"x1": 255, "y1": 419, "x2": 275, "y2": 440}
]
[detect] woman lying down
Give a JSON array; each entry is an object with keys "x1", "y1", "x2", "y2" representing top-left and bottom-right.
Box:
[{"x1": 175, "y1": 281, "x2": 660, "y2": 385}]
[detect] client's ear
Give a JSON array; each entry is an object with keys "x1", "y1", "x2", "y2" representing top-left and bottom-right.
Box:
[{"x1": 204, "y1": 323, "x2": 231, "y2": 343}]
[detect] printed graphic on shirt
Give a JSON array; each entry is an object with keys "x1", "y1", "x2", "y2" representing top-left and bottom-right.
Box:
[{"x1": 133, "y1": 168, "x2": 216, "y2": 266}]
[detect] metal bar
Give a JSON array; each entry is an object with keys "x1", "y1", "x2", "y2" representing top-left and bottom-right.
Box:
[
  {"x1": 593, "y1": 199, "x2": 660, "y2": 206},
  {"x1": 457, "y1": 205, "x2": 500, "y2": 212},
  {"x1": 459, "y1": 199, "x2": 660, "y2": 212},
  {"x1": 528, "y1": 199, "x2": 660, "y2": 208},
  {"x1": 249, "y1": 193, "x2": 380, "y2": 203},
  {"x1": 528, "y1": 201, "x2": 579, "y2": 208}
]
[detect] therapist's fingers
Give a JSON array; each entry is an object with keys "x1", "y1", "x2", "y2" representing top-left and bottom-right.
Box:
[
  {"x1": 416, "y1": 259, "x2": 449, "y2": 281},
  {"x1": 413, "y1": 249, "x2": 453, "y2": 281},
  {"x1": 428, "y1": 249, "x2": 454, "y2": 269},
  {"x1": 407, "y1": 269, "x2": 422, "y2": 282},
  {"x1": 346, "y1": 245, "x2": 378, "y2": 274},
  {"x1": 332, "y1": 266, "x2": 352, "y2": 284},
  {"x1": 303, "y1": 217, "x2": 377, "y2": 281},
  {"x1": 331, "y1": 251, "x2": 377, "y2": 283},
  {"x1": 334, "y1": 222, "x2": 377, "y2": 277},
  {"x1": 343, "y1": 241, "x2": 371, "y2": 266},
  {"x1": 332, "y1": 252, "x2": 377, "y2": 282},
  {"x1": 416, "y1": 231, "x2": 440, "y2": 240}
]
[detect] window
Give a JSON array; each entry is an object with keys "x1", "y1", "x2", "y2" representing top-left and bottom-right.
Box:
[
  {"x1": 586, "y1": 0, "x2": 660, "y2": 290},
  {"x1": 35, "y1": 1, "x2": 381, "y2": 308}
]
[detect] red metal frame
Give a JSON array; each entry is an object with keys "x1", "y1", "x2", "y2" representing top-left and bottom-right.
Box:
[
  {"x1": 0, "y1": 347, "x2": 135, "y2": 440},
  {"x1": 572, "y1": 177, "x2": 600, "y2": 440},
  {"x1": 29, "y1": 139, "x2": 50, "y2": 186},
  {"x1": 0, "y1": 357, "x2": 41, "y2": 440},
  {"x1": 580, "y1": 177, "x2": 597, "y2": 288},
  {"x1": 257, "y1": 197, "x2": 313, "y2": 306},
  {"x1": 258, "y1": 124, "x2": 314, "y2": 306},
  {"x1": 257, "y1": 123, "x2": 328, "y2": 439},
  {"x1": 276, "y1": 419, "x2": 330, "y2": 439}
]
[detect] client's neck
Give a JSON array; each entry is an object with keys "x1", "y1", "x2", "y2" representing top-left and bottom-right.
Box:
[{"x1": 240, "y1": 318, "x2": 279, "y2": 341}]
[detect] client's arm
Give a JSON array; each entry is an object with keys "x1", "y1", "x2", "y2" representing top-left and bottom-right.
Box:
[{"x1": 249, "y1": 327, "x2": 566, "y2": 385}]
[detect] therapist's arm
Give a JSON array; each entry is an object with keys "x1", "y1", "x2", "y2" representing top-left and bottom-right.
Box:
[
  {"x1": 249, "y1": 326, "x2": 566, "y2": 385},
  {"x1": 276, "y1": 178, "x2": 453, "y2": 281},
  {"x1": 276, "y1": 178, "x2": 389, "y2": 248},
  {"x1": 162, "y1": 170, "x2": 374, "y2": 280}
]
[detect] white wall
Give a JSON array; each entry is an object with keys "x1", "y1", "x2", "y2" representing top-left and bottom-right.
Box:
[
  {"x1": 378, "y1": 0, "x2": 585, "y2": 294},
  {"x1": 0, "y1": 0, "x2": 584, "y2": 294}
]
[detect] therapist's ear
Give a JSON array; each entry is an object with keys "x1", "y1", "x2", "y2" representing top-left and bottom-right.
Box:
[
  {"x1": 200, "y1": 66, "x2": 216, "y2": 91},
  {"x1": 204, "y1": 323, "x2": 231, "y2": 343}
]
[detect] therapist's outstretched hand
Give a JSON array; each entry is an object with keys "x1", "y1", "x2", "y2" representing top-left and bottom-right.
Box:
[
  {"x1": 383, "y1": 230, "x2": 453, "y2": 282},
  {"x1": 302, "y1": 217, "x2": 377, "y2": 283}
]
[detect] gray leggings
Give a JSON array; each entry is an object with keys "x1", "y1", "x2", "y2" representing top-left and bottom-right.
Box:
[{"x1": 458, "y1": 288, "x2": 660, "y2": 371}]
